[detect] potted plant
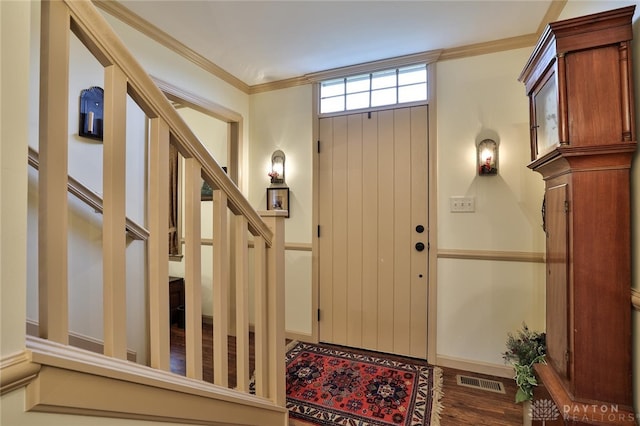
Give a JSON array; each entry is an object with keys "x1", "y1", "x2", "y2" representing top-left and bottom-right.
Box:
[{"x1": 502, "y1": 323, "x2": 546, "y2": 404}]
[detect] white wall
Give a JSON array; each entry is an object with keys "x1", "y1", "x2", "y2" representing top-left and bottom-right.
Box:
[
  {"x1": 435, "y1": 48, "x2": 546, "y2": 366},
  {"x1": 249, "y1": 85, "x2": 314, "y2": 335}
]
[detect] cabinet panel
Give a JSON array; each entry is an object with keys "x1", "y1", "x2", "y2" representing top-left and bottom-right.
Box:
[
  {"x1": 544, "y1": 184, "x2": 569, "y2": 381},
  {"x1": 566, "y1": 46, "x2": 622, "y2": 146}
]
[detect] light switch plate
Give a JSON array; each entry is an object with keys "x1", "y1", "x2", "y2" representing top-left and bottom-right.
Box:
[{"x1": 450, "y1": 196, "x2": 475, "y2": 212}]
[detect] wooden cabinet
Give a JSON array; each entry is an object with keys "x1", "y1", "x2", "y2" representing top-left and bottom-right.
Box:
[{"x1": 519, "y1": 6, "x2": 636, "y2": 425}]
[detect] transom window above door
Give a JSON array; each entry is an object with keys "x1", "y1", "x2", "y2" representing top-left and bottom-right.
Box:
[{"x1": 319, "y1": 64, "x2": 427, "y2": 114}]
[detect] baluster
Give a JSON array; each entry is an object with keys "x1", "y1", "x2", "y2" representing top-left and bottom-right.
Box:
[
  {"x1": 184, "y1": 158, "x2": 203, "y2": 379},
  {"x1": 102, "y1": 64, "x2": 128, "y2": 359},
  {"x1": 252, "y1": 235, "x2": 268, "y2": 397},
  {"x1": 235, "y1": 216, "x2": 250, "y2": 392},
  {"x1": 148, "y1": 118, "x2": 170, "y2": 370},
  {"x1": 261, "y1": 211, "x2": 286, "y2": 405},
  {"x1": 213, "y1": 189, "x2": 229, "y2": 387},
  {"x1": 38, "y1": 0, "x2": 71, "y2": 344}
]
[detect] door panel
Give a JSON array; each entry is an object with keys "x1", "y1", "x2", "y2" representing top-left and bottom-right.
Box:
[{"x1": 318, "y1": 106, "x2": 428, "y2": 358}]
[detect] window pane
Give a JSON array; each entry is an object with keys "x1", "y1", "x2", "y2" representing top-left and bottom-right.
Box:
[
  {"x1": 371, "y1": 87, "x2": 396, "y2": 107},
  {"x1": 399, "y1": 83, "x2": 427, "y2": 103},
  {"x1": 346, "y1": 92, "x2": 369, "y2": 110},
  {"x1": 319, "y1": 63, "x2": 427, "y2": 114},
  {"x1": 372, "y1": 69, "x2": 396, "y2": 90},
  {"x1": 346, "y1": 75, "x2": 370, "y2": 94},
  {"x1": 321, "y1": 96, "x2": 345, "y2": 113},
  {"x1": 398, "y1": 65, "x2": 426, "y2": 86},
  {"x1": 321, "y1": 79, "x2": 344, "y2": 98}
]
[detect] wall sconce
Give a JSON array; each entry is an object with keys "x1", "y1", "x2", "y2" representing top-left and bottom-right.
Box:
[
  {"x1": 79, "y1": 86, "x2": 104, "y2": 141},
  {"x1": 267, "y1": 149, "x2": 289, "y2": 217},
  {"x1": 477, "y1": 139, "x2": 498, "y2": 176},
  {"x1": 269, "y1": 150, "x2": 286, "y2": 184}
]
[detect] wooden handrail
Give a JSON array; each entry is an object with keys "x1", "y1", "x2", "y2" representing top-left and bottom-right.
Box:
[
  {"x1": 27, "y1": 146, "x2": 149, "y2": 241},
  {"x1": 66, "y1": 0, "x2": 272, "y2": 245}
]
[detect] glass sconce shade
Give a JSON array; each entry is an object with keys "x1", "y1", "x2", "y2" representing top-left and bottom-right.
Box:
[
  {"x1": 477, "y1": 139, "x2": 498, "y2": 176},
  {"x1": 270, "y1": 150, "x2": 286, "y2": 184}
]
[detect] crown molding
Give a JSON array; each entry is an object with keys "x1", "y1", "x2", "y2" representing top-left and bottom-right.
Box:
[
  {"x1": 537, "y1": 0, "x2": 567, "y2": 35},
  {"x1": 93, "y1": 0, "x2": 250, "y2": 94},
  {"x1": 250, "y1": 76, "x2": 311, "y2": 95},
  {"x1": 304, "y1": 50, "x2": 443, "y2": 83},
  {"x1": 439, "y1": 33, "x2": 540, "y2": 62},
  {"x1": 152, "y1": 76, "x2": 243, "y2": 123}
]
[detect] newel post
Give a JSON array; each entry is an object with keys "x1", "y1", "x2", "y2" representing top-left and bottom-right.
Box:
[{"x1": 259, "y1": 210, "x2": 287, "y2": 406}]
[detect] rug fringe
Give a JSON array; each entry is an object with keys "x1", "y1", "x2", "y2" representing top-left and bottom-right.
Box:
[{"x1": 430, "y1": 366, "x2": 444, "y2": 426}]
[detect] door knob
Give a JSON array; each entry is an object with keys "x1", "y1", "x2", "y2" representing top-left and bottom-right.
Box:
[{"x1": 415, "y1": 242, "x2": 425, "y2": 252}]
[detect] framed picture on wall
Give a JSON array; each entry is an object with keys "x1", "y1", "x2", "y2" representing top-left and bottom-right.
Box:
[{"x1": 266, "y1": 187, "x2": 289, "y2": 218}]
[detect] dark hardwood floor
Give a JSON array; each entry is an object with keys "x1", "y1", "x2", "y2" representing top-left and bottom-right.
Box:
[
  {"x1": 170, "y1": 322, "x2": 523, "y2": 425},
  {"x1": 439, "y1": 367, "x2": 522, "y2": 426},
  {"x1": 170, "y1": 320, "x2": 254, "y2": 388}
]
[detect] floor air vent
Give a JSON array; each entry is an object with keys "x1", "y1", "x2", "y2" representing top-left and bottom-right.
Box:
[{"x1": 456, "y1": 375, "x2": 505, "y2": 394}]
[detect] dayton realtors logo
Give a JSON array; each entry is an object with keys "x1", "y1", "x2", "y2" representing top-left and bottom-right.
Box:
[
  {"x1": 530, "y1": 399, "x2": 638, "y2": 424},
  {"x1": 530, "y1": 399, "x2": 561, "y2": 424}
]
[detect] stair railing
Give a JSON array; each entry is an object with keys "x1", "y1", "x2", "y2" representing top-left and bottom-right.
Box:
[{"x1": 30, "y1": 0, "x2": 286, "y2": 423}]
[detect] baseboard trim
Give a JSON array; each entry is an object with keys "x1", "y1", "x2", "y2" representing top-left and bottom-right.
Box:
[
  {"x1": 26, "y1": 320, "x2": 137, "y2": 363},
  {"x1": 436, "y1": 355, "x2": 513, "y2": 379},
  {"x1": 285, "y1": 331, "x2": 314, "y2": 344},
  {"x1": 202, "y1": 315, "x2": 312, "y2": 344}
]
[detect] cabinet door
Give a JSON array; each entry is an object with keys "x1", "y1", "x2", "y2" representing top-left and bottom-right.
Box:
[
  {"x1": 545, "y1": 184, "x2": 569, "y2": 380},
  {"x1": 532, "y1": 70, "x2": 560, "y2": 159}
]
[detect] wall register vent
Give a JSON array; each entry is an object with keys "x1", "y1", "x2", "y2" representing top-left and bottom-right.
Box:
[{"x1": 456, "y1": 375, "x2": 505, "y2": 394}]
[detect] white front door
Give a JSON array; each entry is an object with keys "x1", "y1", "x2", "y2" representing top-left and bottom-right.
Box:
[{"x1": 318, "y1": 105, "x2": 429, "y2": 358}]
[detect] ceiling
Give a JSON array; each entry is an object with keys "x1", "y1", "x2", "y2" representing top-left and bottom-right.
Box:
[{"x1": 116, "y1": 0, "x2": 559, "y2": 87}]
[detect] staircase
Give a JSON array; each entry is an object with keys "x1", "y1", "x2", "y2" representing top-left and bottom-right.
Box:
[{"x1": 1, "y1": 0, "x2": 288, "y2": 424}]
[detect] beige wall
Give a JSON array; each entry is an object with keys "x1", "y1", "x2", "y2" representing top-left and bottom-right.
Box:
[
  {"x1": 249, "y1": 86, "x2": 314, "y2": 335},
  {"x1": 435, "y1": 47, "x2": 546, "y2": 367},
  {"x1": 0, "y1": 0, "x2": 31, "y2": 358}
]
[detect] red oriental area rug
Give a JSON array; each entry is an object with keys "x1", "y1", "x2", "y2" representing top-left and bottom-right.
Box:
[{"x1": 286, "y1": 342, "x2": 443, "y2": 426}]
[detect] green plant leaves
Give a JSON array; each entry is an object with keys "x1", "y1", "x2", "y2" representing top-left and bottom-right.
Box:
[{"x1": 504, "y1": 323, "x2": 546, "y2": 403}]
